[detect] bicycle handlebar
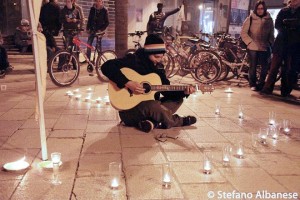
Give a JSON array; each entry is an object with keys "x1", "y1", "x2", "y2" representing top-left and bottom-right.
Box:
[{"x1": 128, "y1": 31, "x2": 147, "y2": 37}]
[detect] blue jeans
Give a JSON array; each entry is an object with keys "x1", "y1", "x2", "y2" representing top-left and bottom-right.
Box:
[
  {"x1": 248, "y1": 50, "x2": 270, "y2": 88},
  {"x1": 87, "y1": 34, "x2": 102, "y2": 60}
]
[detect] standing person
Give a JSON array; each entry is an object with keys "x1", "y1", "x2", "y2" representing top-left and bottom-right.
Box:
[
  {"x1": 14, "y1": 19, "x2": 32, "y2": 53},
  {"x1": 86, "y1": 0, "x2": 109, "y2": 60},
  {"x1": 39, "y1": 0, "x2": 61, "y2": 57},
  {"x1": 101, "y1": 34, "x2": 197, "y2": 133},
  {"x1": 60, "y1": 0, "x2": 82, "y2": 48},
  {"x1": 261, "y1": 0, "x2": 300, "y2": 96},
  {"x1": 73, "y1": 0, "x2": 85, "y2": 33},
  {"x1": 0, "y1": 33, "x2": 12, "y2": 78},
  {"x1": 147, "y1": 3, "x2": 181, "y2": 36},
  {"x1": 241, "y1": 0, "x2": 274, "y2": 91}
]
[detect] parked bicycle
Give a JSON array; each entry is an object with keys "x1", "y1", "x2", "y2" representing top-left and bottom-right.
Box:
[
  {"x1": 164, "y1": 32, "x2": 222, "y2": 83},
  {"x1": 48, "y1": 29, "x2": 117, "y2": 87}
]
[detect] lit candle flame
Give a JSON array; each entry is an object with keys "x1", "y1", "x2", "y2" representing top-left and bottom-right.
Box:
[
  {"x1": 111, "y1": 178, "x2": 119, "y2": 188},
  {"x1": 163, "y1": 173, "x2": 171, "y2": 183}
]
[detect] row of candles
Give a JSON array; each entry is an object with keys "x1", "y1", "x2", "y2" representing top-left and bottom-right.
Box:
[{"x1": 65, "y1": 88, "x2": 110, "y2": 104}]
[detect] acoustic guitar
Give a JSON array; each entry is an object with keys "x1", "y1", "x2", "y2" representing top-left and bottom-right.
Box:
[{"x1": 108, "y1": 68, "x2": 214, "y2": 110}]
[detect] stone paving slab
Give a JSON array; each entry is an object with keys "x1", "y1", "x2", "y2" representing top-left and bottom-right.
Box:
[
  {"x1": 73, "y1": 176, "x2": 127, "y2": 200},
  {"x1": 83, "y1": 132, "x2": 121, "y2": 154},
  {"x1": 181, "y1": 183, "x2": 236, "y2": 200},
  {"x1": 0, "y1": 120, "x2": 24, "y2": 137},
  {"x1": 86, "y1": 120, "x2": 119, "y2": 133},
  {"x1": 122, "y1": 147, "x2": 166, "y2": 167},
  {"x1": 77, "y1": 153, "x2": 121, "y2": 177},
  {"x1": 273, "y1": 176, "x2": 300, "y2": 194},
  {"x1": 0, "y1": 108, "x2": 34, "y2": 121},
  {"x1": 2, "y1": 129, "x2": 51, "y2": 149},
  {"x1": 219, "y1": 168, "x2": 289, "y2": 193},
  {"x1": 54, "y1": 114, "x2": 89, "y2": 130},
  {"x1": 49, "y1": 130, "x2": 84, "y2": 138},
  {"x1": 125, "y1": 165, "x2": 184, "y2": 199},
  {"x1": 172, "y1": 162, "x2": 226, "y2": 183}
]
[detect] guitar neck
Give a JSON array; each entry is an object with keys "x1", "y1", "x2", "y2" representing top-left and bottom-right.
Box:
[{"x1": 151, "y1": 85, "x2": 191, "y2": 91}]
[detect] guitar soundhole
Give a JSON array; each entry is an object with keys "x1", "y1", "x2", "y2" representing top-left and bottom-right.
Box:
[{"x1": 142, "y1": 82, "x2": 151, "y2": 94}]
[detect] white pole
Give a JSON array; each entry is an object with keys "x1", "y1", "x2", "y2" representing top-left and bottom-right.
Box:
[{"x1": 27, "y1": 0, "x2": 48, "y2": 160}]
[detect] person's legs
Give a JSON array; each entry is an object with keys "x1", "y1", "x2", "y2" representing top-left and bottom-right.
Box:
[
  {"x1": 248, "y1": 50, "x2": 258, "y2": 89},
  {"x1": 119, "y1": 100, "x2": 196, "y2": 132},
  {"x1": 261, "y1": 53, "x2": 283, "y2": 94},
  {"x1": 257, "y1": 51, "x2": 270, "y2": 90},
  {"x1": 86, "y1": 34, "x2": 95, "y2": 60}
]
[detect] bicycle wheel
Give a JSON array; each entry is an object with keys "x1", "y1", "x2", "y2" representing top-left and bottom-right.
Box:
[
  {"x1": 96, "y1": 50, "x2": 117, "y2": 82},
  {"x1": 189, "y1": 50, "x2": 222, "y2": 83},
  {"x1": 217, "y1": 64, "x2": 230, "y2": 81},
  {"x1": 161, "y1": 52, "x2": 174, "y2": 78},
  {"x1": 48, "y1": 49, "x2": 80, "y2": 87}
]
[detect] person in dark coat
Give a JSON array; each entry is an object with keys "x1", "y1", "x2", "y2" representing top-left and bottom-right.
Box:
[
  {"x1": 101, "y1": 34, "x2": 197, "y2": 133},
  {"x1": 260, "y1": 0, "x2": 300, "y2": 96},
  {"x1": 86, "y1": 0, "x2": 109, "y2": 60},
  {"x1": 14, "y1": 19, "x2": 32, "y2": 53},
  {"x1": 147, "y1": 3, "x2": 181, "y2": 35},
  {"x1": 0, "y1": 34, "x2": 12, "y2": 78},
  {"x1": 40, "y1": 0, "x2": 61, "y2": 52}
]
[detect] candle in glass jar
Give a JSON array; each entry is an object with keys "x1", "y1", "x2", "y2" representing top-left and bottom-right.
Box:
[
  {"x1": 203, "y1": 160, "x2": 212, "y2": 174},
  {"x1": 236, "y1": 147, "x2": 244, "y2": 159},
  {"x1": 111, "y1": 178, "x2": 119, "y2": 189}
]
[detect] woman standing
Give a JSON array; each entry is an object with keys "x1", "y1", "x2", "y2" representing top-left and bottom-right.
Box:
[{"x1": 241, "y1": 0, "x2": 274, "y2": 91}]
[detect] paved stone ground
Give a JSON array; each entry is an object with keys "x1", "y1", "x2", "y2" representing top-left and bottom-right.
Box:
[{"x1": 0, "y1": 59, "x2": 299, "y2": 200}]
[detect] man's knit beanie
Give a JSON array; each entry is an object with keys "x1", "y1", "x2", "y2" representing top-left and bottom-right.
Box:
[{"x1": 144, "y1": 34, "x2": 166, "y2": 55}]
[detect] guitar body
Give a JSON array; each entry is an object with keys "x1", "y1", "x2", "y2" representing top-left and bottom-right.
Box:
[{"x1": 108, "y1": 68, "x2": 162, "y2": 110}]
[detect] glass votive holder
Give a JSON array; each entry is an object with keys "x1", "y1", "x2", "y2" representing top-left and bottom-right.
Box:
[
  {"x1": 269, "y1": 111, "x2": 276, "y2": 126},
  {"x1": 109, "y1": 162, "x2": 121, "y2": 190},
  {"x1": 222, "y1": 145, "x2": 231, "y2": 166},
  {"x1": 269, "y1": 125, "x2": 279, "y2": 140},
  {"x1": 282, "y1": 119, "x2": 291, "y2": 135},
  {"x1": 75, "y1": 94, "x2": 82, "y2": 101},
  {"x1": 162, "y1": 163, "x2": 171, "y2": 189},
  {"x1": 215, "y1": 104, "x2": 220, "y2": 115},
  {"x1": 51, "y1": 152, "x2": 61, "y2": 164},
  {"x1": 259, "y1": 127, "x2": 269, "y2": 145},
  {"x1": 203, "y1": 150, "x2": 212, "y2": 174},
  {"x1": 85, "y1": 96, "x2": 91, "y2": 102},
  {"x1": 235, "y1": 141, "x2": 244, "y2": 159},
  {"x1": 68, "y1": 92, "x2": 74, "y2": 98},
  {"x1": 238, "y1": 105, "x2": 244, "y2": 119},
  {"x1": 95, "y1": 97, "x2": 102, "y2": 104},
  {"x1": 86, "y1": 88, "x2": 93, "y2": 93},
  {"x1": 51, "y1": 152, "x2": 62, "y2": 185},
  {"x1": 73, "y1": 89, "x2": 79, "y2": 94},
  {"x1": 252, "y1": 133, "x2": 259, "y2": 149}
]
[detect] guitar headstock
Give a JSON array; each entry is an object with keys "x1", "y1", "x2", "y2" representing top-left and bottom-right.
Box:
[{"x1": 195, "y1": 84, "x2": 214, "y2": 94}]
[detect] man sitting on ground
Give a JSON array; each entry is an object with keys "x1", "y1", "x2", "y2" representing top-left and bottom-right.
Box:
[{"x1": 101, "y1": 34, "x2": 197, "y2": 133}]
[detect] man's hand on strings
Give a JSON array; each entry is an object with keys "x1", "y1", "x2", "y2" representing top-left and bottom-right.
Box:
[{"x1": 125, "y1": 81, "x2": 145, "y2": 94}]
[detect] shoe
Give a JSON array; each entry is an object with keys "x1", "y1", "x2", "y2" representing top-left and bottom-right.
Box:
[
  {"x1": 260, "y1": 89, "x2": 272, "y2": 95},
  {"x1": 0, "y1": 70, "x2": 5, "y2": 78},
  {"x1": 250, "y1": 87, "x2": 256, "y2": 91},
  {"x1": 138, "y1": 120, "x2": 155, "y2": 133},
  {"x1": 6, "y1": 65, "x2": 13, "y2": 73},
  {"x1": 182, "y1": 116, "x2": 197, "y2": 126}
]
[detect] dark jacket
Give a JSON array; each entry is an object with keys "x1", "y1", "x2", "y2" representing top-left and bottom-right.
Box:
[
  {"x1": 60, "y1": 5, "x2": 81, "y2": 30},
  {"x1": 14, "y1": 28, "x2": 31, "y2": 48},
  {"x1": 241, "y1": 12, "x2": 274, "y2": 51},
  {"x1": 0, "y1": 46, "x2": 9, "y2": 70},
  {"x1": 147, "y1": 8, "x2": 180, "y2": 34},
  {"x1": 101, "y1": 49, "x2": 187, "y2": 103},
  {"x1": 39, "y1": 1, "x2": 61, "y2": 35},
  {"x1": 86, "y1": 5, "x2": 109, "y2": 32},
  {"x1": 275, "y1": 6, "x2": 300, "y2": 46}
]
